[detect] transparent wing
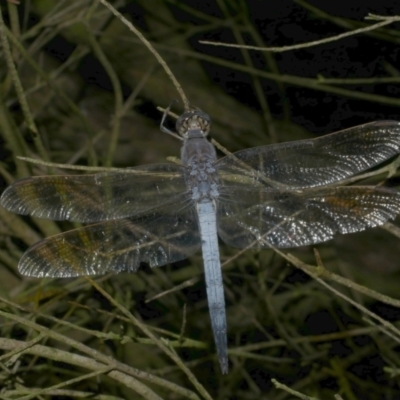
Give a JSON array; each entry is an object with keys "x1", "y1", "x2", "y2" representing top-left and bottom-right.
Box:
[
  {"x1": 217, "y1": 186, "x2": 400, "y2": 248},
  {"x1": 216, "y1": 121, "x2": 400, "y2": 189},
  {"x1": 1, "y1": 164, "x2": 187, "y2": 222},
  {"x1": 19, "y1": 203, "x2": 200, "y2": 277}
]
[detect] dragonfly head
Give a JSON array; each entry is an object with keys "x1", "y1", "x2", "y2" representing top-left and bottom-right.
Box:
[{"x1": 176, "y1": 109, "x2": 211, "y2": 138}]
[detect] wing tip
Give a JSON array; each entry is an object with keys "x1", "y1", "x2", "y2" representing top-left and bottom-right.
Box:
[{"x1": 370, "y1": 120, "x2": 400, "y2": 128}]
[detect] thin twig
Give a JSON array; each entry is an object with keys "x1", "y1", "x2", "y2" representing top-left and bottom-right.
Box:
[
  {"x1": 98, "y1": 0, "x2": 190, "y2": 110},
  {"x1": 199, "y1": 14, "x2": 400, "y2": 53}
]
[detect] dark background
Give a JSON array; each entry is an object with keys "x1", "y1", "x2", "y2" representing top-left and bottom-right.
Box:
[{"x1": 1, "y1": 0, "x2": 400, "y2": 399}]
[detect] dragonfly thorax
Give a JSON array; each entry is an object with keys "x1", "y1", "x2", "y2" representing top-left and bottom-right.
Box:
[
  {"x1": 184, "y1": 155, "x2": 220, "y2": 201},
  {"x1": 181, "y1": 130, "x2": 217, "y2": 167},
  {"x1": 181, "y1": 125, "x2": 220, "y2": 201}
]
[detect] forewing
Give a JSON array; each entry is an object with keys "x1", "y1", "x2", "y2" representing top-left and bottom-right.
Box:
[
  {"x1": 19, "y1": 203, "x2": 200, "y2": 277},
  {"x1": 1, "y1": 164, "x2": 188, "y2": 222},
  {"x1": 217, "y1": 186, "x2": 400, "y2": 248},
  {"x1": 216, "y1": 121, "x2": 400, "y2": 188}
]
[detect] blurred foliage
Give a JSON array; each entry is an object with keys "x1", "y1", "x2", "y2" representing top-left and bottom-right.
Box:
[{"x1": 1, "y1": 0, "x2": 400, "y2": 399}]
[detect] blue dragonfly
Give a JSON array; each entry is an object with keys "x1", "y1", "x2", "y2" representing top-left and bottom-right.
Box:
[{"x1": 2, "y1": 108, "x2": 400, "y2": 373}]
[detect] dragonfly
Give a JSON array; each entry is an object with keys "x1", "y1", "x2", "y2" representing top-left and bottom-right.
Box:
[{"x1": 2, "y1": 108, "x2": 400, "y2": 374}]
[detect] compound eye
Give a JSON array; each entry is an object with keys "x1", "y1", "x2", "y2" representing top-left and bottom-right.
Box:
[{"x1": 176, "y1": 110, "x2": 211, "y2": 136}]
